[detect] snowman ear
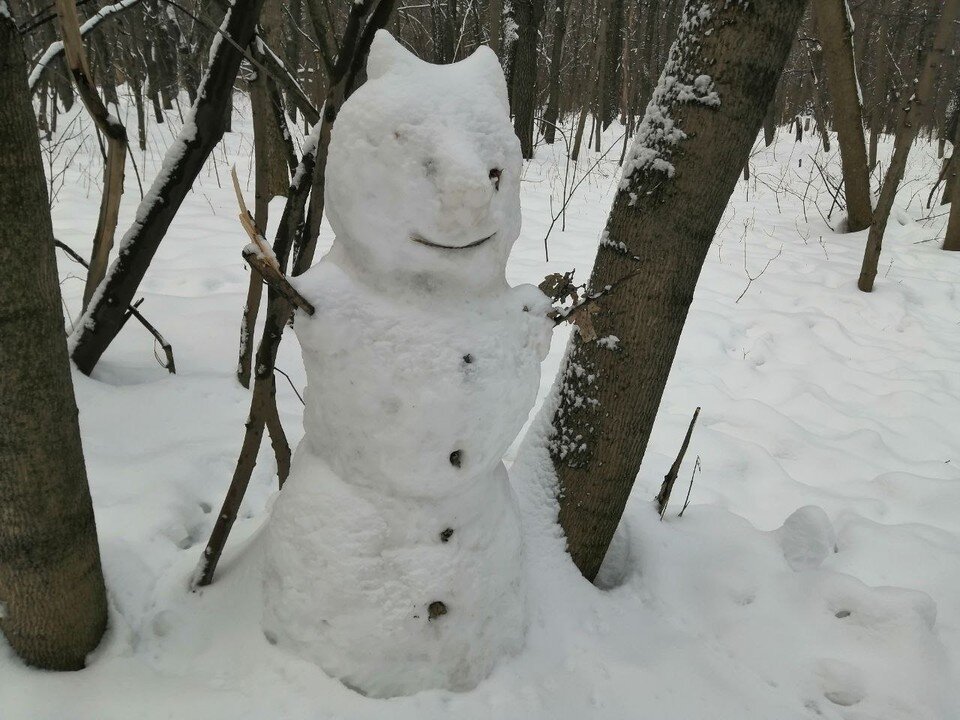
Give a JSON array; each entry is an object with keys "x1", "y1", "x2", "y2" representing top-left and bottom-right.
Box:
[
  {"x1": 366, "y1": 30, "x2": 418, "y2": 81},
  {"x1": 463, "y1": 45, "x2": 509, "y2": 114}
]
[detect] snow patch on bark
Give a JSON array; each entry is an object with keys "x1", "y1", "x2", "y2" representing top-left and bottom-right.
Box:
[{"x1": 620, "y1": 3, "x2": 722, "y2": 193}]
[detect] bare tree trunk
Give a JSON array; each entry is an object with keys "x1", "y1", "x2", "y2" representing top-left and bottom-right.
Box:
[
  {"x1": 541, "y1": 0, "x2": 566, "y2": 144},
  {"x1": 509, "y1": 0, "x2": 546, "y2": 158},
  {"x1": 858, "y1": 0, "x2": 960, "y2": 291},
  {"x1": 0, "y1": 13, "x2": 108, "y2": 670},
  {"x1": 811, "y1": 0, "x2": 872, "y2": 231},
  {"x1": 802, "y1": 25, "x2": 832, "y2": 153},
  {"x1": 943, "y1": 107, "x2": 960, "y2": 250},
  {"x1": 552, "y1": 0, "x2": 807, "y2": 582},
  {"x1": 763, "y1": 97, "x2": 776, "y2": 146},
  {"x1": 132, "y1": 77, "x2": 147, "y2": 151},
  {"x1": 599, "y1": 0, "x2": 624, "y2": 129},
  {"x1": 570, "y1": 102, "x2": 589, "y2": 160},
  {"x1": 486, "y1": 0, "x2": 504, "y2": 55},
  {"x1": 944, "y1": 155, "x2": 960, "y2": 249}
]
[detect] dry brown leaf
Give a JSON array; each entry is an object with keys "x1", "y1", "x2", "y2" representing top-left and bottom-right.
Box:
[{"x1": 568, "y1": 302, "x2": 600, "y2": 342}]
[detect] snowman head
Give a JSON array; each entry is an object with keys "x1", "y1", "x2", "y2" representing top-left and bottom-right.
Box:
[{"x1": 324, "y1": 32, "x2": 521, "y2": 295}]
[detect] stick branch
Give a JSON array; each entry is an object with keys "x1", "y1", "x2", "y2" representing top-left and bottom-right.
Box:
[
  {"x1": 55, "y1": 240, "x2": 175, "y2": 373},
  {"x1": 242, "y1": 247, "x2": 315, "y2": 316},
  {"x1": 655, "y1": 407, "x2": 701, "y2": 519}
]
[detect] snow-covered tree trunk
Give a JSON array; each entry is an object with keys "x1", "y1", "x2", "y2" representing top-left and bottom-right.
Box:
[
  {"x1": 0, "y1": 8, "x2": 108, "y2": 670},
  {"x1": 69, "y1": 0, "x2": 267, "y2": 375},
  {"x1": 811, "y1": 0, "x2": 872, "y2": 231},
  {"x1": 550, "y1": 0, "x2": 808, "y2": 582}
]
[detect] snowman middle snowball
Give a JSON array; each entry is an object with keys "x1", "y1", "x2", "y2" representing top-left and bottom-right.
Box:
[{"x1": 260, "y1": 31, "x2": 553, "y2": 698}]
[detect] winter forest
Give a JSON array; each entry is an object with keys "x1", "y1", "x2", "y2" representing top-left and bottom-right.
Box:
[{"x1": 1, "y1": 0, "x2": 960, "y2": 717}]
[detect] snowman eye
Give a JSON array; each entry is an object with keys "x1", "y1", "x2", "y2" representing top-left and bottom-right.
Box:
[{"x1": 489, "y1": 168, "x2": 501, "y2": 191}]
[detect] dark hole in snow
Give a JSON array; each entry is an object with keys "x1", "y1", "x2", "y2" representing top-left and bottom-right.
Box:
[
  {"x1": 489, "y1": 168, "x2": 501, "y2": 190},
  {"x1": 440, "y1": 528, "x2": 454, "y2": 543},
  {"x1": 835, "y1": 610, "x2": 851, "y2": 619},
  {"x1": 428, "y1": 601, "x2": 447, "y2": 620},
  {"x1": 462, "y1": 353, "x2": 474, "y2": 364},
  {"x1": 449, "y1": 450, "x2": 462, "y2": 468}
]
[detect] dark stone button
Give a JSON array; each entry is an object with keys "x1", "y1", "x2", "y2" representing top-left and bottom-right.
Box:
[
  {"x1": 428, "y1": 601, "x2": 448, "y2": 620},
  {"x1": 462, "y1": 353, "x2": 474, "y2": 364},
  {"x1": 449, "y1": 450, "x2": 462, "y2": 468},
  {"x1": 440, "y1": 528, "x2": 454, "y2": 543}
]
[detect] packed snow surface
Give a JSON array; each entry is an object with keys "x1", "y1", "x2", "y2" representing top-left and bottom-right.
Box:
[
  {"x1": 3, "y1": 82, "x2": 960, "y2": 718},
  {"x1": 262, "y1": 33, "x2": 553, "y2": 696}
]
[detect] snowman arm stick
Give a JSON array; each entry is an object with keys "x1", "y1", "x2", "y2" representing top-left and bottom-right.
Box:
[
  {"x1": 242, "y1": 246, "x2": 316, "y2": 316},
  {"x1": 231, "y1": 166, "x2": 315, "y2": 315},
  {"x1": 551, "y1": 266, "x2": 647, "y2": 328}
]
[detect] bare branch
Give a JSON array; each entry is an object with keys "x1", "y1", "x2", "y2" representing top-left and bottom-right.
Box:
[{"x1": 656, "y1": 407, "x2": 701, "y2": 520}]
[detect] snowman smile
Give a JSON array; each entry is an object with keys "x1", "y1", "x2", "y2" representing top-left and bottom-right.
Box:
[{"x1": 410, "y1": 232, "x2": 496, "y2": 250}]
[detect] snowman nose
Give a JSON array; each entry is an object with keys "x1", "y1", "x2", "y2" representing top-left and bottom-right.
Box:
[{"x1": 441, "y1": 167, "x2": 494, "y2": 210}]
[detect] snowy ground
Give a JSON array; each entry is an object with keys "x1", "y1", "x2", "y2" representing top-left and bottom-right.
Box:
[{"x1": 2, "y1": 93, "x2": 959, "y2": 719}]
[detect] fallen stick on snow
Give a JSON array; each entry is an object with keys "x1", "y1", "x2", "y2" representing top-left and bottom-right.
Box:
[{"x1": 655, "y1": 407, "x2": 701, "y2": 520}]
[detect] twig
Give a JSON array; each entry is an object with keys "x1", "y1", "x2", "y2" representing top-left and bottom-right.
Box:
[
  {"x1": 541, "y1": 131, "x2": 626, "y2": 254},
  {"x1": 55, "y1": 240, "x2": 175, "y2": 373},
  {"x1": 678, "y1": 455, "x2": 700, "y2": 517},
  {"x1": 242, "y1": 247, "x2": 315, "y2": 316},
  {"x1": 655, "y1": 407, "x2": 701, "y2": 519},
  {"x1": 275, "y1": 366, "x2": 305, "y2": 405},
  {"x1": 736, "y1": 243, "x2": 783, "y2": 303}
]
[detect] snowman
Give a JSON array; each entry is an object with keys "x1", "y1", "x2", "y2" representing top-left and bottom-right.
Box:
[{"x1": 260, "y1": 32, "x2": 554, "y2": 697}]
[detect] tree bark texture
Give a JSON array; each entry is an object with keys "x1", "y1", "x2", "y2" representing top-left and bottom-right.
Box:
[
  {"x1": 509, "y1": 0, "x2": 546, "y2": 159},
  {"x1": 803, "y1": 29, "x2": 832, "y2": 153},
  {"x1": 69, "y1": 0, "x2": 267, "y2": 375},
  {"x1": 552, "y1": 0, "x2": 808, "y2": 582},
  {"x1": 0, "y1": 13, "x2": 108, "y2": 670},
  {"x1": 811, "y1": 0, "x2": 872, "y2": 232},
  {"x1": 942, "y1": 105, "x2": 960, "y2": 250},
  {"x1": 541, "y1": 0, "x2": 566, "y2": 144},
  {"x1": 487, "y1": 0, "x2": 504, "y2": 55},
  {"x1": 600, "y1": 0, "x2": 625, "y2": 129},
  {"x1": 857, "y1": 0, "x2": 960, "y2": 291},
  {"x1": 943, "y1": 152, "x2": 960, "y2": 249}
]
